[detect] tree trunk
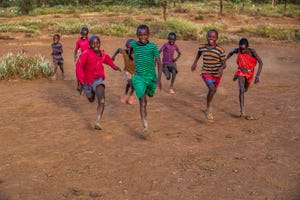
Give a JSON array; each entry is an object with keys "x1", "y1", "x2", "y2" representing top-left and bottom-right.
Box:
[
  {"x1": 161, "y1": 1, "x2": 168, "y2": 21},
  {"x1": 284, "y1": 0, "x2": 287, "y2": 16},
  {"x1": 219, "y1": 0, "x2": 223, "y2": 15},
  {"x1": 272, "y1": 0, "x2": 276, "y2": 6}
]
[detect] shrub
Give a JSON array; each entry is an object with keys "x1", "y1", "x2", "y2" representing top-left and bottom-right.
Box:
[{"x1": 0, "y1": 53, "x2": 51, "y2": 80}]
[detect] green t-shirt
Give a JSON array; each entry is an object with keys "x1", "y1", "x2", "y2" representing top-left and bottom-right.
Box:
[{"x1": 130, "y1": 40, "x2": 160, "y2": 76}]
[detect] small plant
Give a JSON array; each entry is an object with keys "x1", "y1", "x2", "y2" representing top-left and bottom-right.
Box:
[
  {"x1": 195, "y1": 15, "x2": 204, "y2": 20},
  {"x1": 0, "y1": 52, "x2": 51, "y2": 80}
]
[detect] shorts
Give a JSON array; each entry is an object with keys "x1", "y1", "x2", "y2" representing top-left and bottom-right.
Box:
[
  {"x1": 83, "y1": 78, "x2": 105, "y2": 98},
  {"x1": 132, "y1": 74, "x2": 157, "y2": 99},
  {"x1": 163, "y1": 63, "x2": 178, "y2": 78},
  {"x1": 235, "y1": 68, "x2": 254, "y2": 84},
  {"x1": 201, "y1": 73, "x2": 222, "y2": 88}
]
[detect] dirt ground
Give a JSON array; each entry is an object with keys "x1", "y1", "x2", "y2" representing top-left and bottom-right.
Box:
[{"x1": 0, "y1": 14, "x2": 300, "y2": 200}]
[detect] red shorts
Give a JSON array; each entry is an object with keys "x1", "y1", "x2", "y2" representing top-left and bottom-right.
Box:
[{"x1": 201, "y1": 73, "x2": 222, "y2": 88}]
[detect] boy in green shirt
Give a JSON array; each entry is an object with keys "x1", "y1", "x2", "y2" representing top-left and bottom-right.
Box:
[{"x1": 130, "y1": 24, "x2": 162, "y2": 139}]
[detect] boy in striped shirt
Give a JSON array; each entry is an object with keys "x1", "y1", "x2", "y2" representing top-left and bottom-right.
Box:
[
  {"x1": 191, "y1": 29, "x2": 226, "y2": 121},
  {"x1": 130, "y1": 24, "x2": 162, "y2": 139}
]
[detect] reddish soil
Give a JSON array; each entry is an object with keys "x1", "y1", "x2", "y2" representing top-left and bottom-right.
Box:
[{"x1": 0, "y1": 13, "x2": 299, "y2": 200}]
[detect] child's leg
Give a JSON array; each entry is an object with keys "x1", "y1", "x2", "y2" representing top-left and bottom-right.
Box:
[
  {"x1": 206, "y1": 82, "x2": 217, "y2": 120},
  {"x1": 163, "y1": 65, "x2": 171, "y2": 80},
  {"x1": 128, "y1": 79, "x2": 135, "y2": 105},
  {"x1": 52, "y1": 63, "x2": 58, "y2": 76},
  {"x1": 95, "y1": 84, "x2": 105, "y2": 130},
  {"x1": 139, "y1": 94, "x2": 148, "y2": 130},
  {"x1": 59, "y1": 63, "x2": 65, "y2": 79},
  {"x1": 238, "y1": 76, "x2": 246, "y2": 116},
  {"x1": 169, "y1": 67, "x2": 177, "y2": 89}
]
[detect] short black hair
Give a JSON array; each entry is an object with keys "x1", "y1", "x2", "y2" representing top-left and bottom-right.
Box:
[
  {"x1": 136, "y1": 24, "x2": 150, "y2": 35},
  {"x1": 168, "y1": 32, "x2": 176, "y2": 40},
  {"x1": 207, "y1": 29, "x2": 218, "y2": 37},
  {"x1": 81, "y1": 27, "x2": 89, "y2": 34},
  {"x1": 239, "y1": 38, "x2": 249, "y2": 47},
  {"x1": 89, "y1": 35, "x2": 100, "y2": 47},
  {"x1": 53, "y1": 34, "x2": 60, "y2": 40}
]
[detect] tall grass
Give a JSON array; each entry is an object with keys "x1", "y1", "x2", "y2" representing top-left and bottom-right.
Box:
[
  {"x1": 0, "y1": 53, "x2": 51, "y2": 80},
  {"x1": 237, "y1": 24, "x2": 300, "y2": 41}
]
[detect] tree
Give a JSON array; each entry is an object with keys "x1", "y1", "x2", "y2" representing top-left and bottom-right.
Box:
[
  {"x1": 18, "y1": 0, "x2": 35, "y2": 14},
  {"x1": 219, "y1": 0, "x2": 223, "y2": 15}
]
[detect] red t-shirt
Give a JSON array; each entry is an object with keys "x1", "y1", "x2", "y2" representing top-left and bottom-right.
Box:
[
  {"x1": 74, "y1": 38, "x2": 89, "y2": 52},
  {"x1": 76, "y1": 49, "x2": 116, "y2": 85}
]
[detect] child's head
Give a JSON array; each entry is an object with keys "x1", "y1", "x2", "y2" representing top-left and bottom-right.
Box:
[
  {"x1": 206, "y1": 29, "x2": 218, "y2": 46},
  {"x1": 238, "y1": 38, "x2": 249, "y2": 53},
  {"x1": 136, "y1": 24, "x2": 150, "y2": 44},
  {"x1": 53, "y1": 34, "x2": 60, "y2": 43},
  {"x1": 168, "y1": 32, "x2": 176, "y2": 45},
  {"x1": 80, "y1": 27, "x2": 89, "y2": 39},
  {"x1": 125, "y1": 38, "x2": 134, "y2": 49},
  {"x1": 89, "y1": 35, "x2": 101, "y2": 53}
]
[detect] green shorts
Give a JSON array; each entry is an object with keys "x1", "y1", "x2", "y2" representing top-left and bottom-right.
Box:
[{"x1": 132, "y1": 74, "x2": 157, "y2": 99}]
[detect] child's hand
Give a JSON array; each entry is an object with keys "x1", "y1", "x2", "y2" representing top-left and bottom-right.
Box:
[
  {"x1": 191, "y1": 64, "x2": 197, "y2": 72},
  {"x1": 114, "y1": 66, "x2": 122, "y2": 72},
  {"x1": 254, "y1": 76, "x2": 260, "y2": 84},
  {"x1": 218, "y1": 67, "x2": 224, "y2": 75}
]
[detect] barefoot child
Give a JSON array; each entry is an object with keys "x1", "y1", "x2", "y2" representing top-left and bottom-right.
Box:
[
  {"x1": 76, "y1": 35, "x2": 122, "y2": 130},
  {"x1": 130, "y1": 24, "x2": 162, "y2": 138},
  {"x1": 191, "y1": 29, "x2": 226, "y2": 121},
  {"x1": 51, "y1": 34, "x2": 64, "y2": 80},
  {"x1": 226, "y1": 38, "x2": 263, "y2": 119},
  {"x1": 74, "y1": 27, "x2": 89, "y2": 62},
  {"x1": 159, "y1": 32, "x2": 181, "y2": 94},
  {"x1": 111, "y1": 39, "x2": 136, "y2": 105},
  {"x1": 74, "y1": 27, "x2": 89, "y2": 92}
]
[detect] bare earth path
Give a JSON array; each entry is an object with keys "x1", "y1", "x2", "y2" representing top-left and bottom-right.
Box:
[{"x1": 0, "y1": 35, "x2": 299, "y2": 200}]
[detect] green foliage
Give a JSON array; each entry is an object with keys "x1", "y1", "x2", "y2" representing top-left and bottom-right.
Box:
[
  {"x1": 0, "y1": 53, "x2": 52, "y2": 80},
  {"x1": 18, "y1": 0, "x2": 34, "y2": 14},
  {"x1": 237, "y1": 24, "x2": 300, "y2": 41}
]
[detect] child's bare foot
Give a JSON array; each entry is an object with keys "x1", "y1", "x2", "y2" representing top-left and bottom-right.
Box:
[
  {"x1": 205, "y1": 110, "x2": 214, "y2": 121},
  {"x1": 127, "y1": 95, "x2": 134, "y2": 105},
  {"x1": 94, "y1": 122, "x2": 102, "y2": 130},
  {"x1": 141, "y1": 127, "x2": 151, "y2": 140},
  {"x1": 121, "y1": 94, "x2": 127, "y2": 104},
  {"x1": 169, "y1": 88, "x2": 175, "y2": 94},
  {"x1": 240, "y1": 113, "x2": 255, "y2": 120}
]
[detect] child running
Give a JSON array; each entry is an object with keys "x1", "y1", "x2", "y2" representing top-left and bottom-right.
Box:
[
  {"x1": 74, "y1": 27, "x2": 89, "y2": 62},
  {"x1": 130, "y1": 24, "x2": 162, "y2": 139},
  {"x1": 111, "y1": 39, "x2": 136, "y2": 105},
  {"x1": 226, "y1": 38, "x2": 263, "y2": 119},
  {"x1": 50, "y1": 34, "x2": 64, "y2": 80},
  {"x1": 74, "y1": 27, "x2": 89, "y2": 92},
  {"x1": 159, "y1": 32, "x2": 181, "y2": 94},
  {"x1": 191, "y1": 29, "x2": 226, "y2": 121},
  {"x1": 76, "y1": 35, "x2": 122, "y2": 130}
]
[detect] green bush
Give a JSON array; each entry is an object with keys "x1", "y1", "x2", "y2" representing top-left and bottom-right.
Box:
[
  {"x1": 0, "y1": 53, "x2": 52, "y2": 80},
  {"x1": 237, "y1": 24, "x2": 300, "y2": 41}
]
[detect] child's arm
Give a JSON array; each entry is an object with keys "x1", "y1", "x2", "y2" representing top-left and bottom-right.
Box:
[
  {"x1": 155, "y1": 56, "x2": 162, "y2": 90},
  {"x1": 74, "y1": 40, "x2": 80, "y2": 62},
  {"x1": 104, "y1": 54, "x2": 122, "y2": 72},
  {"x1": 111, "y1": 48, "x2": 122, "y2": 61},
  {"x1": 191, "y1": 49, "x2": 201, "y2": 71},
  {"x1": 251, "y1": 48, "x2": 263, "y2": 84},
  {"x1": 226, "y1": 48, "x2": 238, "y2": 61},
  {"x1": 173, "y1": 47, "x2": 181, "y2": 62}
]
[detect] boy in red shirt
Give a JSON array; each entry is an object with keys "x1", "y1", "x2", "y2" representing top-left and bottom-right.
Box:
[{"x1": 76, "y1": 35, "x2": 121, "y2": 130}]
